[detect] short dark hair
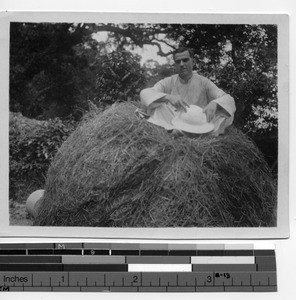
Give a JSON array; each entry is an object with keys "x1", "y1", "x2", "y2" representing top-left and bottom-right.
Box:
[{"x1": 173, "y1": 47, "x2": 194, "y2": 60}]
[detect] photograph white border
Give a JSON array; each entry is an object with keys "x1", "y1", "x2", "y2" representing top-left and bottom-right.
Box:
[{"x1": 0, "y1": 12, "x2": 289, "y2": 239}]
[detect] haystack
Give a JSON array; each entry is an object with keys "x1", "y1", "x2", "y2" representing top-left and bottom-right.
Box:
[{"x1": 34, "y1": 102, "x2": 277, "y2": 227}]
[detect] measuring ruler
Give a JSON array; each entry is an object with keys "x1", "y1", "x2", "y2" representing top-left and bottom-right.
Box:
[{"x1": 0, "y1": 243, "x2": 277, "y2": 292}]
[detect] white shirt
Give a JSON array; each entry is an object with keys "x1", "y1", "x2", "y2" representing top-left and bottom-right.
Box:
[{"x1": 140, "y1": 73, "x2": 236, "y2": 135}]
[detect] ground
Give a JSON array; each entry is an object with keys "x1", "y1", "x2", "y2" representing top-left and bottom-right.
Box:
[{"x1": 9, "y1": 198, "x2": 34, "y2": 226}]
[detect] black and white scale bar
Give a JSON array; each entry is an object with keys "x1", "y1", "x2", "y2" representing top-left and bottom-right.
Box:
[
  {"x1": 0, "y1": 264, "x2": 128, "y2": 272},
  {"x1": 28, "y1": 249, "x2": 54, "y2": 255},
  {"x1": 0, "y1": 243, "x2": 276, "y2": 292},
  {"x1": 111, "y1": 250, "x2": 140, "y2": 256},
  {"x1": 0, "y1": 250, "x2": 27, "y2": 255},
  {"x1": 0, "y1": 256, "x2": 62, "y2": 263},
  {"x1": 0, "y1": 263, "x2": 276, "y2": 272},
  {"x1": 53, "y1": 250, "x2": 83, "y2": 255},
  {"x1": 0, "y1": 255, "x2": 275, "y2": 265},
  {"x1": 0, "y1": 249, "x2": 273, "y2": 255},
  {"x1": 83, "y1": 250, "x2": 109, "y2": 256},
  {"x1": 0, "y1": 244, "x2": 275, "y2": 256}
]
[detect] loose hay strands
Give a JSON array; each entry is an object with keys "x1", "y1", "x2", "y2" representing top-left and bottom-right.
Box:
[{"x1": 35, "y1": 102, "x2": 277, "y2": 227}]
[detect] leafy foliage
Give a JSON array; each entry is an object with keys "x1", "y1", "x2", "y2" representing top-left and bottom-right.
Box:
[
  {"x1": 10, "y1": 22, "x2": 278, "y2": 134},
  {"x1": 92, "y1": 51, "x2": 146, "y2": 107},
  {"x1": 9, "y1": 22, "x2": 92, "y2": 119},
  {"x1": 153, "y1": 24, "x2": 277, "y2": 134},
  {"x1": 97, "y1": 23, "x2": 277, "y2": 134},
  {"x1": 9, "y1": 113, "x2": 76, "y2": 202},
  {"x1": 9, "y1": 22, "x2": 148, "y2": 119},
  {"x1": 143, "y1": 60, "x2": 174, "y2": 87}
]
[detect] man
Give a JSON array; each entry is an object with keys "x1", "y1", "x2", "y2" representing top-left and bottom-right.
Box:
[{"x1": 140, "y1": 47, "x2": 236, "y2": 136}]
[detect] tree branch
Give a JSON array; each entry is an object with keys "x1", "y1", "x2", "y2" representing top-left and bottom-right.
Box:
[
  {"x1": 89, "y1": 23, "x2": 174, "y2": 56},
  {"x1": 152, "y1": 37, "x2": 176, "y2": 49},
  {"x1": 149, "y1": 42, "x2": 174, "y2": 57}
]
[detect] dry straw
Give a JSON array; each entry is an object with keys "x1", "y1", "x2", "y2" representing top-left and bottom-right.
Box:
[{"x1": 35, "y1": 102, "x2": 277, "y2": 227}]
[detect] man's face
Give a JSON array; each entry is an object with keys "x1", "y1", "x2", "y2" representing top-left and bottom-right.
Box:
[{"x1": 174, "y1": 50, "x2": 194, "y2": 80}]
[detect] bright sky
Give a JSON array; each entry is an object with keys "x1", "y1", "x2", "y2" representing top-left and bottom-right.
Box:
[
  {"x1": 93, "y1": 32, "x2": 173, "y2": 66},
  {"x1": 134, "y1": 44, "x2": 171, "y2": 65}
]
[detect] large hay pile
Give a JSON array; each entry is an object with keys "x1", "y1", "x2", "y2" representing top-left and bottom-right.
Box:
[{"x1": 35, "y1": 102, "x2": 277, "y2": 227}]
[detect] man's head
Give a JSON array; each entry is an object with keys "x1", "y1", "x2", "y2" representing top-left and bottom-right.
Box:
[{"x1": 173, "y1": 47, "x2": 195, "y2": 81}]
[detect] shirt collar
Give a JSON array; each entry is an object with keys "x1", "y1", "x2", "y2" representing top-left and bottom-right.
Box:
[{"x1": 178, "y1": 73, "x2": 193, "y2": 84}]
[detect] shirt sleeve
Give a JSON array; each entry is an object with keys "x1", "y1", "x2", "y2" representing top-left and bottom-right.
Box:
[
  {"x1": 140, "y1": 77, "x2": 173, "y2": 108},
  {"x1": 204, "y1": 78, "x2": 236, "y2": 117}
]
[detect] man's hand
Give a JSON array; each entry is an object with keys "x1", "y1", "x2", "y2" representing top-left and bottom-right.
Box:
[
  {"x1": 164, "y1": 95, "x2": 189, "y2": 112},
  {"x1": 203, "y1": 101, "x2": 218, "y2": 122}
]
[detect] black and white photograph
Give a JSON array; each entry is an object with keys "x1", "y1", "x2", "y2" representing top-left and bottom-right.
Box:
[{"x1": 0, "y1": 13, "x2": 289, "y2": 239}]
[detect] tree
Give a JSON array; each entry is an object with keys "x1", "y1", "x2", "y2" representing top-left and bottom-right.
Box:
[
  {"x1": 143, "y1": 60, "x2": 174, "y2": 87},
  {"x1": 87, "y1": 23, "x2": 177, "y2": 56},
  {"x1": 87, "y1": 23, "x2": 277, "y2": 133},
  {"x1": 10, "y1": 22, "x2": 278, "y2": 134},
  {"x1": 91, "y1": 50, "x2": 147, "y2": 108},
  {"x1": 170, "y1": 24, "x2": 277, "y2": 134},
  {"x1": 10, "y1": 22, "x2": 94, "y2": 119},
  {"x1": 10, "y1": 22, "x2": 148, "y2": 119}
]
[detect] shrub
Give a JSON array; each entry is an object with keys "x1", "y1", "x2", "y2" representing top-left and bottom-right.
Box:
[
  {"x1": 9, "y1": 113, "x2": 76, "y2": 203},
  {"x1": 92, "y1": 51, "x2": 147, "y2": 108}
]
